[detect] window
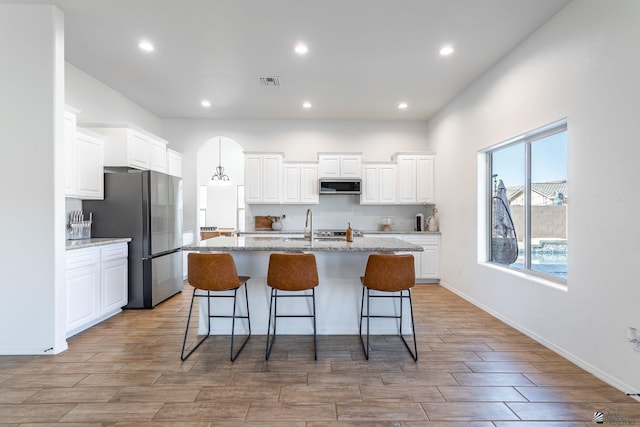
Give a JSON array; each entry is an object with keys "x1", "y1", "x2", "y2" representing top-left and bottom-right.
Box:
[
  {"x1": 237, "y1": 185, "x2": 245, "y2": 231},
  {"x1": 198, "y1": 185, "x2": 207, "y2": 226},
  {"x1": 486, "y1": 120, "x2": 567, "y2": 281}
]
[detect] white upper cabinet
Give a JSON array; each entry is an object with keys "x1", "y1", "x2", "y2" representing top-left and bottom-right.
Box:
[
  {"x1": 245, "y1": 153, "x2": 283, "y2": 204},
  {"x1": 416, "y1": 155, "x2": 435, "y2": 203},
  {"x1": 361, "y1": 163, "x2": 397, "y2": 205},
  {"x1": 392, "y1": 153, "x2": 435, "y2": 204},
  {"x1": 166, "y1": 149, "x2": 182, "y2": 177},
  {"x1": 318, "y1": 153, "x2": 362, "y2": 178},
  {"x1": 300, "y1": 163, "x2": 320, "y2": 204},
  {"x1": 149, "y1": 138, "x2": 168, "y2": 173},
  {"x1": 64, "y1": 107, "x2": 105, "y2": 200},
  {"x1": 74, "y1": 128, "x2": 105, "y2": 199},
  {"x1": 84, "y1": 125, "x2": 174, "y2": 173},
  {"x1": 124, "y1": 129, "x2": 151, "y2": 170},
  {"x1": 283, "y1": 162, "x2": 319, "y2": 204}
]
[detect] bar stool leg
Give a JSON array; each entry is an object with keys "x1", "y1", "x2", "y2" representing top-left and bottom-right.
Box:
[
  {"x1": 265, "y1": 288, "x2": 277, "y2": 360},
  {"x1": 312, "y1": 288, "x2": 317, "y2": 360},
  {"x1": 181, "y1": 289, "x2": 212, "y2": 361},
  {"x1": 399, "y1": 290, "x2": 418, "y2": 361},
  {"x1": 359, "y1": 287, "x2": 371, "y2": 360},
  {"x1": 229, "y1": 284, "x2": 252, "y2": 362}
]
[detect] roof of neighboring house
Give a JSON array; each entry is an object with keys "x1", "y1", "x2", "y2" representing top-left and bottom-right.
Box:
[{"x1": 506, "y1": 180, "x2": 567, "y2": 201}]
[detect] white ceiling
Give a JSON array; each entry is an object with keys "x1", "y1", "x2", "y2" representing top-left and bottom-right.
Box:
[{"x1": 11, "y1": 0, "x2": 570, "y2": 120}]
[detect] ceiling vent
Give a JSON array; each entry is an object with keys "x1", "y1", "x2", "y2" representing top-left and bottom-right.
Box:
[{"x1": 259, "y1": 76, "x2": 281, "y2": 86}]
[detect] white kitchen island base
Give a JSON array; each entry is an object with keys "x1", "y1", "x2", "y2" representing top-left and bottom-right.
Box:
[{"x1": 184, "y1": 236, "x2": 422, "y2": 336}]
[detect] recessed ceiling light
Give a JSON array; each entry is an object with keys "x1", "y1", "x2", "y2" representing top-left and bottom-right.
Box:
[
  {"x1": 398, "y1": 102, "x2": 408, "y2": 110},
  {"x1": 439, "y1": 45, "x2": 455, "y2": 56},
  {"x1": 294, "y1": 43, "x2": 308, "y2": 55},
  {"x1": 302, "y1": 101, "x2": 312, "y2": 109},
  {"x1": 138, "y1": 40, "x2": 154, "y2": 52},
  {"x1": 201, "y1": 100, "x2": 211, "y2": 108}
]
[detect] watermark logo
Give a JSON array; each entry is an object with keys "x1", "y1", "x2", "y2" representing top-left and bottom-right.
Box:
[{"x1": 593, "y1": 408, "x2": 637, "y2": 425}]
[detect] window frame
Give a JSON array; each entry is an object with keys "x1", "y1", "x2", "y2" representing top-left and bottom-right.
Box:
[{"x1": 482, "y1": 119, "x2": 568, "y2": 284}]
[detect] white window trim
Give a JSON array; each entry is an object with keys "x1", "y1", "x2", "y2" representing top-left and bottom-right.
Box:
[{"x1": 478, "y1": 119, "x2": 568, "y2": 285}]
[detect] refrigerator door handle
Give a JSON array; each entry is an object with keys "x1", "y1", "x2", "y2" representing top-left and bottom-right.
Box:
[{"x1": 147, "y1": 248, "x2": 181, "y2": 259}]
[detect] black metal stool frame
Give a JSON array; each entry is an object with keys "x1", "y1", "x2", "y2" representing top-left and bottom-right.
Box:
[
  {"x1": 359, "y1": 287, "x2": 418, "y2": 361},
  {"x1": 265, "y1": 288, "x2": 317, "y2": 360},
  {"x1": 181, "y1": 284, "x2": 251, "y2": 362}
]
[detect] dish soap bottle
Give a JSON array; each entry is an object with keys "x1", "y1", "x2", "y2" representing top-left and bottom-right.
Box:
[{"x1": 346, "y1": 222, "x2": 353, "y2": 242}]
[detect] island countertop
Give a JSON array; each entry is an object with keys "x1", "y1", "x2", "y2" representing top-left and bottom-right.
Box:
[{"x1": 182, "y1": 235, "x2": 423, "y2": 252}]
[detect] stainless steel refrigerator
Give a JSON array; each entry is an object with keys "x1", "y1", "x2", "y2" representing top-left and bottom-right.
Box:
[{"x1": 84, "y1": 170, "x2": 183, "y2": 308}]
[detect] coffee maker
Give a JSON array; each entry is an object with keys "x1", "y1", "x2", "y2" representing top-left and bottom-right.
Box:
[{"x1": 415, "y1": 213, "x2": 424, "y2": 231}]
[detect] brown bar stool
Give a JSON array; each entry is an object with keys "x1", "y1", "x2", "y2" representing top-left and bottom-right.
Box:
[
  {"x1": 266, "y1": 253, "x2": 319, "y2": 360},
  {"x1": 360, "y1": 253, "x2": 418, "y2": 361},
  {"x1": 181, "y1": 253, "x2": 251, "y2": 361}
]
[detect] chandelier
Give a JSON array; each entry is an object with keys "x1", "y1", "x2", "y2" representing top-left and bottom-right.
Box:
[{"x1": 210, "y1": 138, "x2": 231, "y2": 183}]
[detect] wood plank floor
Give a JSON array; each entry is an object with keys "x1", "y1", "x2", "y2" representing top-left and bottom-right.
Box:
[{"x1": 1, "y1": 283, "x2": 638, "y2": 425}]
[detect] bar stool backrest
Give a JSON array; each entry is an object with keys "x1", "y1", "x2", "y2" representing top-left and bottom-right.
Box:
[
  {"x1": 363, "y1": 254, "x2": 415, "y2": 292},
  {"x1": 188, "y1": 253, "x2": 241, "y2": 291},
  {"x1": 268, "y1": 253, "x2": 319, "y2": 291}
]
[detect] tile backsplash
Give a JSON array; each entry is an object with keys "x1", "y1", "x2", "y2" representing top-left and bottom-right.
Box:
[{"x1": 247, "y1": 196, "x2": 435, "y2": 232}]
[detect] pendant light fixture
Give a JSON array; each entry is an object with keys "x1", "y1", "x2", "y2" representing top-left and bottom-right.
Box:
[{"x1": 210, "y1": 138, "x2": 231, "y2": 184}]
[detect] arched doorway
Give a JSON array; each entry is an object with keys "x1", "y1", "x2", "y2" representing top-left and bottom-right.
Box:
[{"x1": 196, "y1": 136, "x2": 244, "y2": 231}]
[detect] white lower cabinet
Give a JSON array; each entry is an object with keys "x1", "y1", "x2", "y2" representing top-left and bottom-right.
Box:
[
  {"x1": 66, "y1": 249, "x2": 100, "y2": 334},
  {"x1": 363, "y1": 233, "x2": 440, "y2": 282},
  {"x1": 402, "y1": 234, "x2": 440, "y2": 281},
  {"x1": 66, "y1": 243, "x2": 128, "y2": 337}
]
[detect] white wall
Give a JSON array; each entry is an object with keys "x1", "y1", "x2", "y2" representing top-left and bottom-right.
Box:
[
  {"x1": 162, "y1": 119, "x2": 430, "y2": 231},
  {"x1": 65, "y1": 62, "x2": 162, "y2": 135},
  {"x1": 428, "y1": 0, "x2": 640, "y2": 392},
  {"x1": 0, "y1": 5, "x2": 67, "y2": 354}
]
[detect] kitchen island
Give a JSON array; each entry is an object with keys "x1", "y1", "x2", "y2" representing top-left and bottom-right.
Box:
[{"x1": 182, "y1": 235, "x2": 423, "y2": 335}]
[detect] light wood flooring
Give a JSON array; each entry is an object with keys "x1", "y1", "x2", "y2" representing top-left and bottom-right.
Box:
[{"x1": 1, "y1": 283, "x2": 639, "y2": 426}]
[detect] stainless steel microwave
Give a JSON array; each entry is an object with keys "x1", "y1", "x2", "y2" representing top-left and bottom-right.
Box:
[{"x1": 319, "y1": 179, "x2": 361, "y2": 195}]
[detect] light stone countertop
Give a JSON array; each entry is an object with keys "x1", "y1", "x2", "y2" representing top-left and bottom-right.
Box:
[
  {"x1": 359, "y1": 230, "x2": 440, "y2": 235},
  {"x1": 235, "y1": 230, "x2": 440, "y2": 235},
  {"x1": 66, "y1": 237, "x2": 132, "y2": 250},
  {"x1": 183, "y1": 235, "x2": 423, "y2": 253}
]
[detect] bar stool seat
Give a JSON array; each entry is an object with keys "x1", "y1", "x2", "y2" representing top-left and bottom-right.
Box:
[
  {"x1": 181, "y1": 253, "x2": 251, "y2": 361},
  {"x1": 359, "y1": 253, "x2": 418, "y2": 361},
  {"x1": 266, "y1": 253, "x2": 319, "y2": 360}
]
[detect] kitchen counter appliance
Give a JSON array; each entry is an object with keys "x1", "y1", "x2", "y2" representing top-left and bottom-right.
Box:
[
  {"x1": 416, "y1": 213, "x2": 424, "y2": 231},
  {"x1": 319, "y1": 179, "x2": 361, "y2": 195},
  {"x1": 84, "y1": 170, "x2": 183, "y2": 308},
  {"x1": 315, "y1": 228, "x2": 363, "y2": 238}
]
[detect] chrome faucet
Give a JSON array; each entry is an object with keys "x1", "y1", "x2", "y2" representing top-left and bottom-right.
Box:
[{"x1": 305, "y1": 208, "x2": 313, "y2": 241}]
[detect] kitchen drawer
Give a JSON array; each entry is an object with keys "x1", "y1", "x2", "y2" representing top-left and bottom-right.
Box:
[
  {"x1": 101, "y1": 243, "x2": 128, "y2": 261},
  {"x1": 402, "y1": 234, "x2": 440, "y2": 245},
  {"x1": 66, "y1": 247, "x2": 100, "y2": 269}
]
